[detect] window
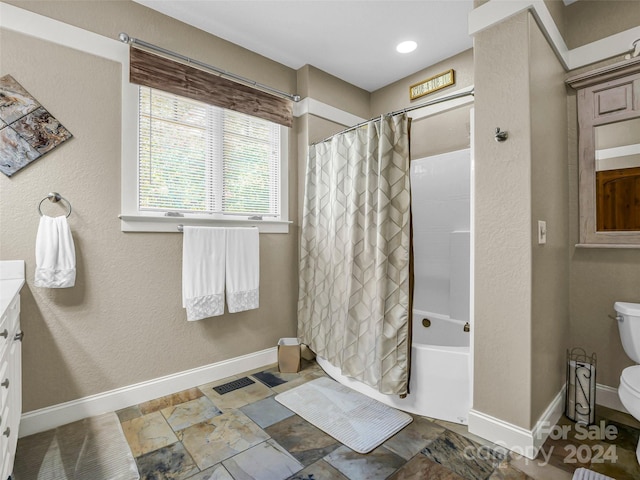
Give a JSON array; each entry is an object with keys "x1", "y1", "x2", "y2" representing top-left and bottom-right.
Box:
[
  {"x1": 120, "y1": 86, "x2": 289, "y2": 233},
  {"x1": 140, "y1": 86, "x2": 281, "y2": 217}
]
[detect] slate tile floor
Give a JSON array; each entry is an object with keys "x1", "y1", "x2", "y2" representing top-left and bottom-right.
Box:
[{"x1": 14, "y1": 360, "x2": 640, "y2": 480}]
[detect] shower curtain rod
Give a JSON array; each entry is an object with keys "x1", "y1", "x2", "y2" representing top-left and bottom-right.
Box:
[
  {"x1": 312, "y1": 88, "x2": 474, "y2": 146},
  {"x1": 118, "y1": 33, "x2": 301, "y2": 102}
]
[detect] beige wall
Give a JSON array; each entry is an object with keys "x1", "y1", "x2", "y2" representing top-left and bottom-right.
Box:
[
  {"x1": 567, "y1": 95, "x2": 640, "y2": 388},
  {"x1": 5, "y1": 0, "x2": 297, "y2": 96},
  {"x1": 543, "y1": 0, "x2": 566, "y2": 40},
  {"x1": 303, "y1": 49, "x2": 475, "y2": 164},
  {"x1": 477, "y1": 0, "x2": 636, "y2": 51},
  {"x1": 370, "y1": 49, "x2": 474, "y2": 159},
  {"x1": 370, "y1": 49, "x2": 474, "y2": 117},
  {"x1": 297, "y1": 65, "x2": 370, "y2": 119},
  {"x1": 564, "y1": 2, "x2": 640, "y2": 389},
  {"x1": 564, "y1": 0, "x2": 640, "y2": 50},
  {"x1": 473, "y1": 11, "x2": 533, "y2": 429},
  {"x1": 0, "y1": 2, "x2": 299, "y2": 412},
  {"x1": 473, "y1": 0, "x2": 639, "y2": 429},
  {"x1": 529, "y1": 17, "x2": 570, "y2": 424},
  {"x1": 6, "y1": 0, "x2": 637, "y2": 426},
  {"x1": 409, "y1": 106, "x2": 473, "y2": 160}
]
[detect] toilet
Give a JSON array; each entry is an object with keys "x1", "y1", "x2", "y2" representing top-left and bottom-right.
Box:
[{"x1": 614, "y1": 301, "x2": 640, "y2": 463}]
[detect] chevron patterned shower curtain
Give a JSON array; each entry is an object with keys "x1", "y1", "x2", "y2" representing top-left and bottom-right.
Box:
[{"x1": 298, "y1": 114, "x2": 411, "y2": 395}]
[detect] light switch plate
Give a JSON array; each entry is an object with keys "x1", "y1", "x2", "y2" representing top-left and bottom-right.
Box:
[{"x1": 538, "y1": 220, "x2": 547, "y2": 245}]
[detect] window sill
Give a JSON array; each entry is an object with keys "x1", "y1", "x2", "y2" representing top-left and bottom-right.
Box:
[
  {"x1": 119, "y1": 214, "x2": 291, "y2": 233},
  {"x1": 575, "y1": 243, "x2": 640, "y2": 249}
]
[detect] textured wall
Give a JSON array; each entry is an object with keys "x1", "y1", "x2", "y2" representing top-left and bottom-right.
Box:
[
  {"x1": 4, "y1": 0, "x2": 297, "y2": 96},
  {"x1": 543, "y1": 0, "x2": 566, "y2": 41},
  {"x1": 564, "y1": 0, "x2": 640, "y2": 50},
  {"x1": 529, "y1": 18, "x2": 570, "y2": 425},
  {"x1": 567, "y1": 98, "x2": 640, "y2": 388},
  {"x1": 0, "y1": 3, "x2": 299, "y2": 412},
  {"x1": 477, "y1": 0, "x2": 636, "y2": 51},
  {"x1": 370, "y1": 49, "x2": 474, "y2": 159},
  {"x1": 370, "y1": 49, "x2": 473, "y2": 117},
  {"x1": 564, "y1": 1, "x2": 640, "y2": 389},
  {"x1": 473, "y1": 12, "x2": 533, "y2": 429},
  {"x1": 409, "y1": 106, "x2": 472, "y2": 160},
  {"x1": 298, "y1": 65, "x2": 370, "y2": 119},
  {"x1": 471, "y1": 0, "x2": 638, "y2": 428}
]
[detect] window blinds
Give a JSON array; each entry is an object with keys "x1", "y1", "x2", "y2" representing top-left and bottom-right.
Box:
[{"x1": 138, "y1": 87, "x2": 281, "y2": 217}]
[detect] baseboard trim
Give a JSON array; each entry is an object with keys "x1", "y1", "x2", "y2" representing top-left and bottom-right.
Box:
[
  {"x1": 19, "y1": 347, "x2": 278, "y2": 438},
  {"x1": 469, "y1": 386, "x2": 565, "y2": 459},
  {"x1": 596, "y1": 383, "x2": 628, "y2": 414},
  {"x1": 469, "y1": 384, "x2": 628, "y2": 459}
]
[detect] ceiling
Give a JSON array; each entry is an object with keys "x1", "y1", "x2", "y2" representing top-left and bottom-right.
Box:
[{"x1": 133, "y1": 0, "x2": 474, "y2": 92}]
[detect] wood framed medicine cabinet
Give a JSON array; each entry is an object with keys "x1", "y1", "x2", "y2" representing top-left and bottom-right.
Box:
[{"x1": 567, "y1": 57, "x2": 640, "y2": 247}]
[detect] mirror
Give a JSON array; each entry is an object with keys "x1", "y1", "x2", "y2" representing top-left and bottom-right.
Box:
[
  {"x1": 595, "y1": 117, "x2": 640, "y2": 232},
  {"x1": 567, "y1": 57, "x2": 640, "y2": 246}
]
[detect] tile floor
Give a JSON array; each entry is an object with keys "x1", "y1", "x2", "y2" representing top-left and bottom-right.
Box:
[{"x1": 13, "y1": 360, "x2": 640, "y2": 480}]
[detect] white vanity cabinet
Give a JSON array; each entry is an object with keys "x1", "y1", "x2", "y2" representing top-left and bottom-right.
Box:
[{"x1": 0, "y1": 261, "x2": 24, "y2": 480}]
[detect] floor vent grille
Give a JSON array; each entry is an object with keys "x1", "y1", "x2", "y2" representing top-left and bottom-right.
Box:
[{"x1": 213, "y1": 376, "x2": 255, "y2": 395}]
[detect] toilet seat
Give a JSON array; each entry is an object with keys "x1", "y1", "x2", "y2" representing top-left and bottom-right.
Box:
[{"x1": 620, "y1": 365, "x2": 640, "y2": 396}]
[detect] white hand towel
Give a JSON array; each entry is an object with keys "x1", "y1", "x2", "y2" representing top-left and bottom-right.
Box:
[
  {"x1": 34, "y1": 215, "x2": 76, "y2": 288},
  {"x1": 182, "y1": 226, "x2": 225, "y2": 321},
  {"x1": 225, "y1": 227, "x2": 259, "y2": 313}
]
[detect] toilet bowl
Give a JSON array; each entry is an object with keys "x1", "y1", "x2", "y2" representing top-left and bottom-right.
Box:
[{"x1": 614, "y1": 301, "x2": 640, "y2": 464}]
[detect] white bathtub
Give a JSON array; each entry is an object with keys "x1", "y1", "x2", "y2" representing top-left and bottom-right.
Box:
[{"x1": 316, "y1": 309, "x2": 471, "y2": 424}]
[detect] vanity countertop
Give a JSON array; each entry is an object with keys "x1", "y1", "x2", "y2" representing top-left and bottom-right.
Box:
[{"x1": 0, "y1": 260, "x2": 25, "y2": 315}]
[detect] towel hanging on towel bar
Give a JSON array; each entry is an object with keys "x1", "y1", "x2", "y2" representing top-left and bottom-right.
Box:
[
  {"x1": 181, "y1": 226, "x2": 260, "y2": 320},
  {"x1": 34, "y1": 192, "x2": 76, "y2": 288},
  {"x1": 225, "y1": 227, "x2": 259, "y2": 313},
  {"x1": 34, "y1": 216, "x2": 76, "y2": 288},
  {"x1": 182, "y1": 226, "x2": 226, "y2": 321}
]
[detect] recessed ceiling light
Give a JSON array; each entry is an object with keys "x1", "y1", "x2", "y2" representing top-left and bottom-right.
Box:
[{"x1": 396, "y1": 41, "x2": 417, "y2": 54}]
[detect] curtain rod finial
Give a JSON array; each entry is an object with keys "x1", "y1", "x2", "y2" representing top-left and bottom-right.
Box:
[{"x1": 119, "y1": 32, "x2": 130, "y2": 44}]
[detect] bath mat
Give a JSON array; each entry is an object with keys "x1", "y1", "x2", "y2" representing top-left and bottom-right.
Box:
[
  {"x1": 572, "y1": 468, "x2": 615, "y2": 480},
  {"x1": 275, "y1": 376, "x2": 412, "y2": 454},
  {"x1": 12, "y1": 412, "x2": 139, "y2": 480}
]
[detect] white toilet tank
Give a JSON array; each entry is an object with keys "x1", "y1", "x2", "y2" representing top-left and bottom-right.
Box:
[{"x1": 615, "y1": 302, "x2": 640, "y2": 364}]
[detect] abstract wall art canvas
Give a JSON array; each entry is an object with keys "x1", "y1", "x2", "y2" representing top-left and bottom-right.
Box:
[{"x1": 0, "y1": 74, "x2": 72, "y2": 177}]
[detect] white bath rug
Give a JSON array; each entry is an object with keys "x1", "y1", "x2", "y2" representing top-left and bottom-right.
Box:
[
  {"x1": 275, "y1": 376, "x2": 413, "y2": 454},
  {"x1": 572, "y1": 468, "x2": 616, "y2": 480},
  {"x1": 12, "y1": 412, "x2": 139, "y2": 480}
]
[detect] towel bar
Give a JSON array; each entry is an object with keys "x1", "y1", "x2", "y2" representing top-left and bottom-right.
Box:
[
  {"x1": 177, "y1": 224, "x2": 259, "y2": 232},
  {"x1": 38, "y1": 192, "x2": 72, "y2": 218}
]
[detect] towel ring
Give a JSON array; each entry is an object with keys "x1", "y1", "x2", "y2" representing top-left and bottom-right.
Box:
[{"x1": 38, "y1": 192, "x2": 72, "y2": 218}]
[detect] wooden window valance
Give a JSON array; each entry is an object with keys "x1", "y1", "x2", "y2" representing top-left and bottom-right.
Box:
[{"x1": 129, "y1": 47, "x2": 293, "y2": 128}]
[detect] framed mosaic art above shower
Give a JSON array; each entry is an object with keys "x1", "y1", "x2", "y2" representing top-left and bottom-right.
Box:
[{"x1": 0, "y1": 74, "x2": 73, "y2": 177}]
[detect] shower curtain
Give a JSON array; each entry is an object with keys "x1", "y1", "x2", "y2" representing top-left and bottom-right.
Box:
[{"x1": 298, "y1": 113, "x2": 411, "y2": 395}]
